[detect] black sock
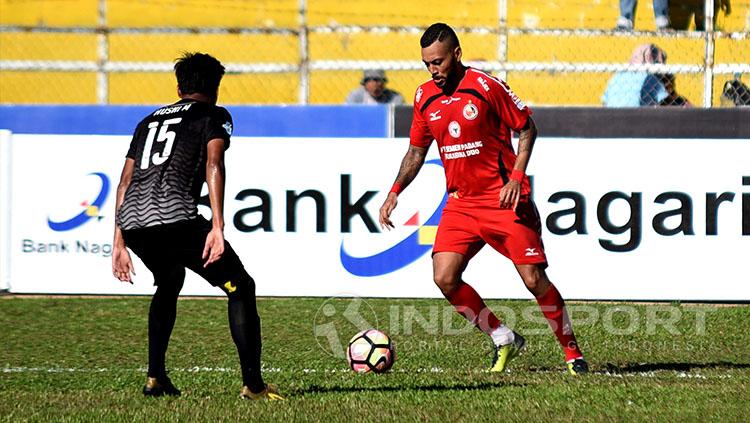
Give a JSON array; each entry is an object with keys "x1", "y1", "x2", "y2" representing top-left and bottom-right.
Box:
[
  {"x1": 147, "y1": 269, "x2": 184, "y2": 379},
  {"x1": 227, "y1": 276, "x2": 264, "y2": 392}
]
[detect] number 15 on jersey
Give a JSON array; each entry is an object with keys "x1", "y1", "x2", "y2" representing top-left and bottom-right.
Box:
[{"x1": 140, "y1": 118, "x2": 182, "y2": 170}]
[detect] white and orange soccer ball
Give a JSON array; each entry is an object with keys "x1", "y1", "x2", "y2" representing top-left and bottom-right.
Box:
[{"x1": 346, "y1": 329, "x2": 395, "y2": 374}]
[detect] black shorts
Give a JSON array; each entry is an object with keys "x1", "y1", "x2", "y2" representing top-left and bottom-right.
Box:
[{"x1": 122, "y1": 218, "x2": 249, "y2": 287}]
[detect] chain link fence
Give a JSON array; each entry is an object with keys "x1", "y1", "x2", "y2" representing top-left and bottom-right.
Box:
[{"x1": 1, "y1": 0, "x2": 748, "y2": 106}]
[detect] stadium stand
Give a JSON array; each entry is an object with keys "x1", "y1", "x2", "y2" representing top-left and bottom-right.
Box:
[{"x1": 0, "y1": 0, "x2": 748, "y2": 105}]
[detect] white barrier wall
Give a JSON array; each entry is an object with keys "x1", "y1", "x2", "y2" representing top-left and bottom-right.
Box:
[
  {"x1": 0, "y1": 130, "x2": 11, "y2": 291},
  {"x1": 1, "y1": 134, "x2": 748, "y2": 300}
]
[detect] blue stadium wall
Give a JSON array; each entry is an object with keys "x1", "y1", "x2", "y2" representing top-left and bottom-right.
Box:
[
  {"x1": 2, "y1": 105, "x2": 748, "y2": 138},
  {"x1": 0, "y1": 105, "x2": 390, "y2": 137}
]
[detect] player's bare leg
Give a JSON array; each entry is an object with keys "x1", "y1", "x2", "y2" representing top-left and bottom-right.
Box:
[
  {"x1": 432, "y1": 252, "x2": 465, "y2": 296},
  {"x1": 433, "y1": 252, "x2": 524, "y2": 371},
  {"x1": 516, "y1": 264, "x2": 588, "y2": 374}
]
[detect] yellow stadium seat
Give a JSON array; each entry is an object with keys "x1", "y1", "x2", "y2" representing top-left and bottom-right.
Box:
[
  {"x1": 0, "y1": 33, "x2": 97, "y2": 60},
  {"x1": 0, "y1": 0, "x2": 98, "y2": 27},
  {"x1": 0, "y1": 0, "x2": 747, "y2": 105},
  {"x1": 0, "y1": 71, "x2": 97, "y2": 103}
]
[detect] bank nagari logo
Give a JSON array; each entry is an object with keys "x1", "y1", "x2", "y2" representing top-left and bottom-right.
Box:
[
  {"x1": 47, "y1": 172, "x2": 110, "y2": 231},
  {"x1": 340, "y1": 159, "x2": 447, "y2": 277}
]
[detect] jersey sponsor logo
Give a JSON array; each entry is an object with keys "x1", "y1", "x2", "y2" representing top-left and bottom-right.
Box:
[
  {"x1": 462, "y1": 102, "x2": 478, "y2": 120},
  {"x1": 415, "y1": 87, "x2": 424, "y2": 104},
  {"x1": 340, "y1": 159, "x2": 447, "y2": 277},
  {"x1": 47, "y1": 172, "x2": 110, "y2": 232},
  {"x1": 440, "y1": 140, "x2": 483, "y2": 160},
  {"x1": 223, "y1": 121, "x2": 233, "y2": 136},
  {"x1": 429, "y1": 110, "x2": 442, "y2": 121},
  {"x1": 448, "y1": 121, "x2": 461, "y2": 138},
  {"x1": 498, "y1": 80, "x2": 526, "y2": 110},
  {"x1": 524, "y1": 247, "x2": 540, "y2": 257},
  {"x1": 477, "y1": 76, "x2": 490, "y2": 92},
  {"x1": 441, "y1": 97, "x2": 461, "y2": 105}
]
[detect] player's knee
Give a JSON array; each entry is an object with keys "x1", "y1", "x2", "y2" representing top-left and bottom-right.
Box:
[
  {"x1": 153, "y1": 268, "x2": 185, "y2": 299},
  {"x1": 522, "y1": 269, "x2": 550, "y2": 296},
  {"x1": 154, "y1": 268, "x2": 185, "y2": 293},
  {"x1": 433, "y1": 270, "x2": 460, "y2": 296},
  {"x1": 221, "y1": 273, "x2": 255, "y2": 299}
]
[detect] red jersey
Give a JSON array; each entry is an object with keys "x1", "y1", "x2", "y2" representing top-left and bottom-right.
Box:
[{"x1": 410, "y1": 67, "x2": 532, "y2": 200}]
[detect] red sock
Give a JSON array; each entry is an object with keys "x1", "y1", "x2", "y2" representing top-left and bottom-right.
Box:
[
  {"x1": 445, "y1": 282, "x2": 500, "y2": 336},
  {"x1": 536, "y1": 283, "x2": 583, "y2": 362}
]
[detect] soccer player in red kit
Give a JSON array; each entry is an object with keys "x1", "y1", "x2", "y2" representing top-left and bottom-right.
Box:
[{"x1": 379, "y1": 23, "x2": 588, "y2": 375}]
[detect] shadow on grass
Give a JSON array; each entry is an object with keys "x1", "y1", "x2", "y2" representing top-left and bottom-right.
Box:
[
  {"x1": 520, "y1": 361, "x2": 750, "y2": 374},
  {"x1": 299, "y1": 381, "x2": 526, "y2": 396},
  {"x1": 604, "y1": 361, "x2": 750, "y2": 373}
]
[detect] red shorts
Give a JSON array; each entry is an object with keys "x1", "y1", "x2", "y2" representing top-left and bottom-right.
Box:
[{"x1": 433, "y1": 196, "x2": 548, "y2": 267}]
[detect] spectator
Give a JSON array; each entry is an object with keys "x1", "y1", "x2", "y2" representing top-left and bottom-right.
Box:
[
  {"x1": 669, "y1": 0, "x2": 731, "y2": 31},
  {"x1": 720, "y1": 77, "x2": 750, "y2": 106},
  {"x1": 602, "y1": 44, "x2": 669, "y2": 107},
  {"x1": 659, "y1": 73, "x2": 692, "y2": 106},
  {"x1": 616, "y1": 0, "x2": 670, "y2": 30},
  {"x1": 346, "y1": 69, "x2": 404, "y2": 105}
]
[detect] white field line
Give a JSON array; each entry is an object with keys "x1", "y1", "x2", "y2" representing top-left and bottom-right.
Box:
[{"x1": 1, "y1": 366, "x2": 731, "y2": 379}]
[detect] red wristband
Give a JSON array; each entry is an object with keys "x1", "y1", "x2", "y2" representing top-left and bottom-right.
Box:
[
  {"x1": 390, "y1": 182, "x2": 403, "y2": 194},
  {"x1": 510, "y1": 169, "x2": 525, "y2": 182}
]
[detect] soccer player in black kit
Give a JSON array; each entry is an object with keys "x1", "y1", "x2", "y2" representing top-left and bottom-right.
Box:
[{"x1": 112, "y1": 52, "x2": 283, "y2": 400}]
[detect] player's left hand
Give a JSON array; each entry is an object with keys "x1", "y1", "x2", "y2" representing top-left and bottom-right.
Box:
[
  {"x1": 202, "y1": 227, "x2": 225, "y2": 268},
  {"x1": 499, "y1": 180, "x2": 521, "y2": 210}
]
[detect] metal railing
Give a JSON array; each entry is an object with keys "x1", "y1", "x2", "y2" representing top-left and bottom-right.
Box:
[{"x1": 0, "y1": 0, "x2": 747, "y2": 106}]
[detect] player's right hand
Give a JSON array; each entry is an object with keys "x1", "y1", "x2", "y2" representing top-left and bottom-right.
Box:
[
  {"x1": 202, "y1": 227, "x2": 225, "y2": 268},
  {"x1": 499, "y1": 179, "x2": 521, "y2": 211},
  {"x1": 112, "y1": 246, "x2": 135, "y2": 284},
  {"x1": 379, "y1": 192, "x2": 398, "y2": 230}
]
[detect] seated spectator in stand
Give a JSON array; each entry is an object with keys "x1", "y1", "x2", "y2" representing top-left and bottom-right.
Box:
[
  {"x1": 669, "y1": 0, "x2": 731, "y2": 31},
  {"x1": 616, "y1": 0, "x2": 670, "y2": 30},
  {"x1": 659, "y1": 73, "x2": 692, "y2": 106},
  {"x1": 602, "y1": 44, "x2": 669, "y2": 107},
  {"x1": 346, "y1": 69, "x2": 404, "y2": 105},
  {"x1": 720, "y1": 77, "x2": 750, "y2": 106}
]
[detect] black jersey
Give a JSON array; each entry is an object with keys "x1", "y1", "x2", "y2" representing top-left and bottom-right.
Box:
[{"x1": 117, "y1": 99, "x2": 232, "y2": 230}]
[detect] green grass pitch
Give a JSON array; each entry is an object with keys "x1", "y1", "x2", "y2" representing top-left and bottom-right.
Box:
[{"x1": 2, "y1": 296, "x2": 749, "y2": 421}]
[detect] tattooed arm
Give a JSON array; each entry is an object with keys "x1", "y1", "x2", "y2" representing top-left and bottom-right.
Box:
[
  {"x1": 379, "y1": 144, "x2": 428, "y2": 229},
  {"x1": 499, "y1": 117, "x2": 537, "y2": 210}
]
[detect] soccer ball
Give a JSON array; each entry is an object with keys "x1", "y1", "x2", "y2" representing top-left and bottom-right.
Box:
[{"x1": 347, "y1": 329, "x2": 395, "y2": 374}]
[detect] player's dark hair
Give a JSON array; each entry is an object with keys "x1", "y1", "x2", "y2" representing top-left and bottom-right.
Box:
[
  {"x1": 420, "y1": 23, "x2": 460, "y2": 49},
  {"x1": 174, "y1": 52, "x2": 225, "y2": 96}
]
